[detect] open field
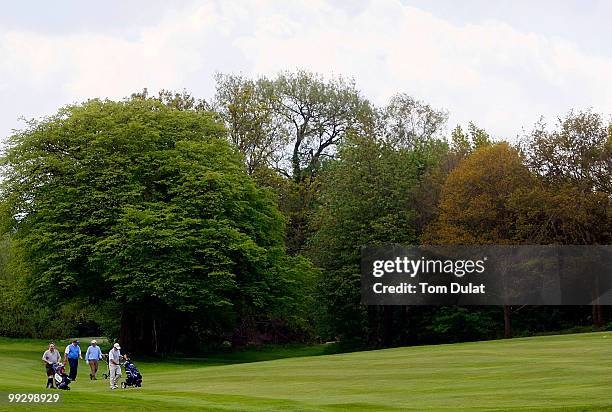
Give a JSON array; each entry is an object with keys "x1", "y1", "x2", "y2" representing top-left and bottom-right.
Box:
[{"x1": 0, "y1": 333, "x2": 610, "y2": 411}]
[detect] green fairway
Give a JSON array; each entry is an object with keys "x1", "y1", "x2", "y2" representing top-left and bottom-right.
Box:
[{"x1": 0, "y1": 333, "x2": 610, "y2": 411}]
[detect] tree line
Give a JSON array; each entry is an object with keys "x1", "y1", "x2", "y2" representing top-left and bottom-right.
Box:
[{"x1": 0, "y1": 71, "x2": 610, "y2": 352}]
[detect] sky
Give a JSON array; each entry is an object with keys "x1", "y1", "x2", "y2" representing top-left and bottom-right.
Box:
[{"x1": 1, "y1": 0, "x2": 611, "y2": 141}]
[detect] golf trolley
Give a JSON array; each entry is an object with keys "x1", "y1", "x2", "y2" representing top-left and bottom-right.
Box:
[
  {"x1": 101, "y1": 354, "x2": 110, "y2": 380},
  {"x1": 121, "y1": 359, "x2": 142, "y2": 388}
]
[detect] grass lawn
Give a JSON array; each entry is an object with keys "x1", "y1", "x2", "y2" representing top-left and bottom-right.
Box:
[{"x1": 0, "y1": 332, "x2": 610, "y2": 411}]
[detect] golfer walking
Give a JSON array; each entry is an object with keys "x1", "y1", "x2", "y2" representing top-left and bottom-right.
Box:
[
  {"x1": 64, "y1": 339, "x2": 82, "y2": 381},
  {"x1": 85, "y1": 339, "x2": 103, "y2": 380},
  {"x1": 108, "y1": 343, "x2": 122, "y2": 389},
  {"x1": 42, "y1": 342, "x2": 61, "y2": 389}
]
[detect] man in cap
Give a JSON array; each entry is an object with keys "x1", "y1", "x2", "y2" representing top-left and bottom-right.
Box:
[
  {"x1": 108, "y1": 343, "x2": 122, "y2": 389},
  {"x1": 63, "y1": 339, "x2": 82, "y2": 382},
  {"x1": 85, "y1": 339, "x2": 103, "y2": 380}
]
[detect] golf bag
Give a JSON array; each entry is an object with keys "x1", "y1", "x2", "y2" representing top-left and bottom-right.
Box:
[
  {"x1": 121, "y1": 360, "x2": 142, "y2": 388},
  {"x1": 53, "y1": 363, "x2": 71, "y2": 390}
]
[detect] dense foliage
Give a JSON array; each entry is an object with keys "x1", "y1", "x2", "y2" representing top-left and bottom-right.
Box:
[
  {"x1": 307, "y1": 134, "x2": 447, "y2": 346},
  {"x1": 1, "y1": 72, "x2": 610, "y2": 352},
  {"x1": 0, "y1": 98, "x2": 316, "y2": 352}
]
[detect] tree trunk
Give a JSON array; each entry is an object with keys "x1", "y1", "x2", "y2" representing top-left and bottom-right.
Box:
[
  {"x1": 592, "y1": 304, "x2": 603, "y2": 327},
  {"x1": 292, "y1": 135, "x2": 303, "y2": 183},
  {"x1": 366, "y1": 305, "x2": 379, "y2": 347},
  {"x1": 592, "y1": 274, "x2": 604, "y2": 327},
  {"x1": 503, "y1": 305, "x2": 512, "y2": 338},
  {"x1": 382, "y1": 306, "x2": 393, "y2": 347},
  {"x1": 399, "y1": 305, "x2": 411, "y2": 344}
]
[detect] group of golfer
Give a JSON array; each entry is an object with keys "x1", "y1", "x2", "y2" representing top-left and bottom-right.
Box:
[{"x1": 41, "y1": 340, "x2": 124, "y2": 389}]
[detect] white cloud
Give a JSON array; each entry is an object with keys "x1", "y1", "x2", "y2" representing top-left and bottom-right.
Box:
[{"x1": 1, "y1": 0, "x2": 611, "y2": 140}]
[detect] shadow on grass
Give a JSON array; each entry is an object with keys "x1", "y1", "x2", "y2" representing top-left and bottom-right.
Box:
[{"x1": 138, "y1": 343, "x2": 342, "y2": 367}]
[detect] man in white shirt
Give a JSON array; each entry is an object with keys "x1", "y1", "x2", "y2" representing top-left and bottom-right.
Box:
[{"x1": 108, "y1": 343, "x2": 122, "y2": 389}]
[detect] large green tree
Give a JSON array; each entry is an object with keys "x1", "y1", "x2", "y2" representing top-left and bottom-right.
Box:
[
  {"x1": 0, "y1": 97, "x2": 312, "y2": 352},
  {"x1": 308, "y1": 134, "x2": 447, "y2": 346}
]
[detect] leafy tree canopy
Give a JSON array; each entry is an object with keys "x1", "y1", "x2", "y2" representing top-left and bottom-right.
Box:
[{"x1": 0, "y1": 98, "x2": 298, "y2": 344}]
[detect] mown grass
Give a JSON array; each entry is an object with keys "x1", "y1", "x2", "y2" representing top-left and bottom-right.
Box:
[{"x1": 0, "y1": 332, "x2": 610, "y2": 411}]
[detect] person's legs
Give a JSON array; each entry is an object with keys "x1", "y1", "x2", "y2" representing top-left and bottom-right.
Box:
[
  {"x1": 109, "y1": 364, "x2": 115, "y2": 388},
  {"x1": 110, "y1": 364, "x2": 121, "y2": 388},
  {"x1": 68, "y1": 358, "x2": 78, "y2": 381},
  {"x1": 45, "y1": 364, "x2": 54, "y2": 388},
  {"x1": 116, "y1": 365, "x2": 122, "y2": 387},
  {"x1": 89, "y1": 360, "x2": 98, "y2": 379}
]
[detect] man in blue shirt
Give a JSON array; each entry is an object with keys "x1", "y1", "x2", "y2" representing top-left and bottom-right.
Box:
[
  {"x1": 64, "y1": 340, "x2": 82, "y2": 382},
  {"x1": 85, "y1": 340, "x2": 103, "y2": 380}
]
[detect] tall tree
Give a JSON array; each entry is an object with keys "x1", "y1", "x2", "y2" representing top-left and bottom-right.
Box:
[
  {"x1": 214, "y1": 71, "x2": 374, "y2": 183},
  {"x1": 524, "y1": 111, "x2": 611, "y2": 194},
  {"x1": 308, "y1": 134, "x2": 446, "y2": 346},
  {"x1": 424, "y1": 143, "x2": 537, "y2": 337},
  {"x1": 266, "y1": 71, "x2": 375, "y2": 184},
  {"x1": 214, "y1": 71, "x2": 375, "y2": 254},
  {"x1": 0, "y1": 97, "x2": 311, "y2": 352},
  {"x1": 520, "y1": 111, "x2": 612, "y2": 325}
]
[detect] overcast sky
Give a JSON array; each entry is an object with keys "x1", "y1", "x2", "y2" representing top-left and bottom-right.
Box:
[{"x1": 1, "y1": 0, "x2": 611, "y2": 141}]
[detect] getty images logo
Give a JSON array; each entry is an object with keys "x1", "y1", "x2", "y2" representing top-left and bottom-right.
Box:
[{"x1": 372, "y1": 256, "x2": 488, "y2": 278}]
